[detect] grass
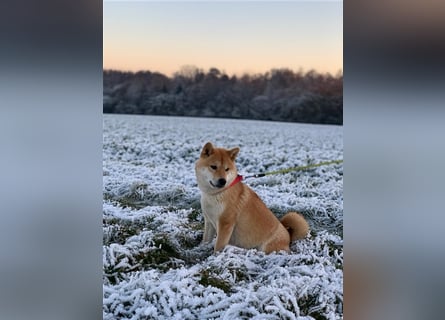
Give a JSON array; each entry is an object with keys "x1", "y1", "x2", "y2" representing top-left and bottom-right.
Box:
[
  {"x1": 103, "y1": 115, "x2": 343, "y2": 319},
  {"x1": 198, "y1": 268, "x2": 233, "y2": 294},
  {"x1": 103, "y1": 216, "x2": 155, "y2": 245},
  {"x1": 138, "y1": 236, "x2": 183, "y2": 272}
]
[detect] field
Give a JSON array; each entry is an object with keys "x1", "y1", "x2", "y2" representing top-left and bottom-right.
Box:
[{"x1": 103, "y1": 114, "x2": 343, "y2": 319}]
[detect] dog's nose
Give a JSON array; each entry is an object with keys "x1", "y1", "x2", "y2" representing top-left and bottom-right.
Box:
[{"x1": 217, "y1": 178, "x2": 226, "y2": 187}]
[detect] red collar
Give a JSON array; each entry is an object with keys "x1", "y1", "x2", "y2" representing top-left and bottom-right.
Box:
[{"x1": 228, "y1": 175, "x2": 243, "y2": 188}]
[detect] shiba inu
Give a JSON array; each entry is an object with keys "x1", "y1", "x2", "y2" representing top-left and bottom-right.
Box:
[{"x1": 195, "y1": 142, "x2": 309, "y2": 254}]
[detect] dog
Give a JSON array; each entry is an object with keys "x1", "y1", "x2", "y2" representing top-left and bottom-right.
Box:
[{"x1": 195, "y1": 142, "x2": 309, "y2": 254}]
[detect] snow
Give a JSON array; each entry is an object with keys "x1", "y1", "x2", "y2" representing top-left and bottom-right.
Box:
[{"x1": 103, "y1": 114, "x2": 343, "y2": 319}]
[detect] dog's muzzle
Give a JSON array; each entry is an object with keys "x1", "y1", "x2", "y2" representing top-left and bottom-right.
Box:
[{"x1": 210, "y1": 178, "x2": 226, "y2": 188}]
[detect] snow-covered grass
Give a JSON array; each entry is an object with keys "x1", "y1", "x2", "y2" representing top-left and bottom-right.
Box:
[{"x1": 103, "y1": 114, "x2": 343, "y2": 319}]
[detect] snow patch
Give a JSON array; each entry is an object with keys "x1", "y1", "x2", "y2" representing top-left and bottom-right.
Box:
[{"x1": 103, "y1": 115, "x2": 343, "y2": 319}]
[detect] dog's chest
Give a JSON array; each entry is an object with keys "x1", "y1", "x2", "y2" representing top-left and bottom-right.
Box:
[{"x1": 201, "y1": 195, "x2": 225, "y2": 221}]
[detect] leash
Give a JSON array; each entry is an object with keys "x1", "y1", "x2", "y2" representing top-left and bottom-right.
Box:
[{"x1": 242, "y1": 159, "x2": 343, "y2": 180}]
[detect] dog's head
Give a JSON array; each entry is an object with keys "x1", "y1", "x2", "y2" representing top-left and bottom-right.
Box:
[{"x1": 195, "y1": 142, "x2": 240, "y2": 194}]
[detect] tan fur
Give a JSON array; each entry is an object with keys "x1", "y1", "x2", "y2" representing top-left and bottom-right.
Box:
[{"x1": 195, "y1": 142, "x2": 309, "y2": 254}]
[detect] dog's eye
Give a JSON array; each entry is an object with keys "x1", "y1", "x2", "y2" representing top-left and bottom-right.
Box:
[
  {"x1": 210, "y1": 165, "x2": 217, "y2": 170},
  {"x1": 225, "y1": 168, "x2": 229, "y2": 172}
]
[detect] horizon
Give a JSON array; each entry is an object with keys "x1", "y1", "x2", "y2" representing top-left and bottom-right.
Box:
[
  {"x1": 104, "y1": 1, "x2": 342, "y2": 77},
  {"x1": 103, "y1": 65, "x2": 343, "y2": 78}
]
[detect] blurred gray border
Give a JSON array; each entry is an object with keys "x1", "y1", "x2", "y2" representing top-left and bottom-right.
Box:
[{"x1": 1, "y1": 0, "x2": 445, "y2": 319}]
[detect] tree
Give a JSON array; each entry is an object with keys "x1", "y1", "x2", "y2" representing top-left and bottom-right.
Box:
[{"x1": 103, "y1": 68, "x2": 343, "y2": 125}]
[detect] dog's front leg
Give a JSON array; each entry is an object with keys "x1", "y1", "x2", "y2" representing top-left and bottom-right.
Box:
[
  {"x1": 202, "y1": 218, "x2": 216, "y2": 243},
  {"x1": 214, "y1": 217, "x2": 235, "y2": 252}
]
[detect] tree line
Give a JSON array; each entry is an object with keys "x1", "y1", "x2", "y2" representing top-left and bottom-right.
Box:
[{"x1": 103, "y1": 66, "x2": 342, "y2": 125}]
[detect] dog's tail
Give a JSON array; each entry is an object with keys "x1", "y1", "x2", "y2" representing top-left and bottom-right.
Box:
[{"x1": 280, "y1": 212, "x2": 309, "y2": 241}]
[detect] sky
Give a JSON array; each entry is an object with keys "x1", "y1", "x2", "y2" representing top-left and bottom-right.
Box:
[{"x1": 103, "y1": 1, "x2": 343, "y2": 76}]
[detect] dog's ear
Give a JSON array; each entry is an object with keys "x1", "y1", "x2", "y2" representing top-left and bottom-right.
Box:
[
  {"x1": 201, "y1": 142, "x2": 214, "y2": 158},
  {"x1": 228, "y1": 147, "x2": 240, "y2": 161}
]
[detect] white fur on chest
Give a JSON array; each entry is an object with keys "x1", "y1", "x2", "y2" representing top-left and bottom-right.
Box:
[{"x1": 201, "y1": 194, "x2": 225, "y2": 224}]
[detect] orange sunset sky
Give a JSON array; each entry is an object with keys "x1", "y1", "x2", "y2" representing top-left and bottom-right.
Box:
[{"x1": 104, "y1": 1, "x2": 342, "y2": 76}]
